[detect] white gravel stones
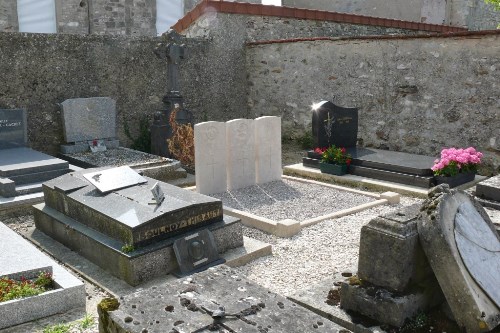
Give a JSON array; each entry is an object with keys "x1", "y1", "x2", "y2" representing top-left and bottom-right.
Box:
[
  {"x1": 210, "y1": 179, "x2": 375, "y2": 221},
  {"x1": 233, "y1": 196, "x2": 423, "y2": 297}
]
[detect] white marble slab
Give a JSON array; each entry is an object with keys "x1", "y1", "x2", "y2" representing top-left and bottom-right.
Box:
[
  {"x1": 226, "y1": 119, "x2": 255, "y2": 191},
  {"x1": 255, "y1": 116, "x2": 282, "y2": 184}
]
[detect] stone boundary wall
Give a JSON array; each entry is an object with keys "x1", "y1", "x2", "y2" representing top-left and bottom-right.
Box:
[
  {"x1": 246, "y1": 32, "x2": 500, "y2": 174},
  {"x1": 0, "y1": 32, "x2": 168, "y2": 155}
]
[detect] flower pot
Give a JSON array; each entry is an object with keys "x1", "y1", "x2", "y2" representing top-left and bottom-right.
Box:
[
  {"x1": 434, "y1": 172, "x2": 475, "y2": 188},
  {"x1": 319, "y1": 162, "x2": 348, "y2": 176}
]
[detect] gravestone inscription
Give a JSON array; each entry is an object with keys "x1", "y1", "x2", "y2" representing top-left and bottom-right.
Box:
[
  {"x1": 312, "y1": 101, "x2": 358, "y2": 148},
  {"x1": 0, "y1": 108, "x2": 27, "y2": 149}
]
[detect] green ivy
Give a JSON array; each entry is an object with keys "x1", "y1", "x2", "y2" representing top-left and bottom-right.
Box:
[{"x1": 123, "y1": 117, "x2": 151, "y2": 153}]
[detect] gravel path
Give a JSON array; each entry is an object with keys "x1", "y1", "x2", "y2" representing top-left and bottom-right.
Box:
[
  {"x1": 210, "y1": 179, "x2": 376, "y2": 221},
  {"x1": 234, "y1": 195, "x2": 423, "y2": 296}
]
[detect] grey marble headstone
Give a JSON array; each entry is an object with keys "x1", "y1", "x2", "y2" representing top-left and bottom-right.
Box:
[
  {"x1": 61, "y1": 97, "x2": 116, "y2": 143},
  {"x1": 0, "y1": 109, "x2": 27, "y2": 149},
  {"x1": 312, "y1": 101, "x2": 358, "y2": 148},
  {"x1": 83, "y1": 166, "x2": 147, "y2": 194}
]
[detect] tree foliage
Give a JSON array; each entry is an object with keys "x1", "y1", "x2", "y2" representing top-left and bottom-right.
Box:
[{"x1": 485, "y1": 0, "x2": 500, "y2": 10}]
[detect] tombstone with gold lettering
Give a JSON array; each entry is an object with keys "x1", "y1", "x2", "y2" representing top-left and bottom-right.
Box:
[{"x1": 33, "y1": 166, "x2": 243, "y2": 286}]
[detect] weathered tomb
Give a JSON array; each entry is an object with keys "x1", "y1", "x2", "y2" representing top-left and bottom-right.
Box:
[
  {"x1": 98, "y1": 265, "x2": 345, "y2": 333},
  {"x1": 0, "y1": 108, "x2": 70, "y2": 198},
  {"x1": 0, "y1": 222, "x2": 85, "y2": 329},
  {"x1": 418, "y1": 185, "x2": 500, "y2": 333},
  {"x1": 34, "y1": 166, "x2": 243, "y2": 286},
  {"x1": 58, "y1": 97, "x2": 187, "y2": 183},
  {"x1": 476, "y1": 175, "x2": 500, "y2": 210},
  {"x1": 340, "y1": 204, "x2": 443, "y2": 327},
  {"x1": 302, "y1": 100, "x2": 438, "y2": 188}
]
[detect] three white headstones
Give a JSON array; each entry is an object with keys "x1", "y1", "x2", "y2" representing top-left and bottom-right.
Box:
[{"x1": 195, "y1": 116, "x2": 282, "y2": 194}]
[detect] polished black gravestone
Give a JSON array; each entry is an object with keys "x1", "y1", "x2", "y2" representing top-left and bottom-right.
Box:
[
  {"x1": 0, "y1": 109, "x2": 70, "y2": 197},
  {"x1": 34, "y1": 167, "x2": 243, "y2": 285},
  {"x1": 303, "y1": 101, "x2": 436, "y2": 188},
  {"x1": 312, "y1": 100, "x2": 358, "y2": 149},
  {"x1": 99, "y1": 265, "x2": 344, "y2": 333}
]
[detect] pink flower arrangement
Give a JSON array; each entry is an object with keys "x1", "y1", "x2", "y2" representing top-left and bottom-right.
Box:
[{"x1": 431, "y1": 147, "x2": 483, "y2": 177}]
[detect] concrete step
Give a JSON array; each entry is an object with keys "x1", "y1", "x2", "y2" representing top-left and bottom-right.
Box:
[{"x1": 8, "y1": 168, "x2": 71, "y2": 185}]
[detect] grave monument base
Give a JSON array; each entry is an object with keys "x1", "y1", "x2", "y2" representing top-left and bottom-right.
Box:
[
  {"x1": 34, "y1": 204, "x2": 242, "y2": 286},
  {"x1": 303, "y1": 147, "x2": 436, "y2": 188},
  {"x1": 0, "y1": 147, "x2": 71, "y2": 197}
]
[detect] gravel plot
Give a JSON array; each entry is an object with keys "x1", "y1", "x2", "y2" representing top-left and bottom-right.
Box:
[
  {"x1": 210, "y1": 179, "x2": 376, "y2": 221},
  {"x1": 69, "y1": 147, "x2": 172, "y2": 167},
  {"x1": 233, "y1": 196, "x2": 423, "y2": 297}
]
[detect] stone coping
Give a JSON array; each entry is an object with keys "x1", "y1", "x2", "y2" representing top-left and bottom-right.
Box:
[
  {"x1": 284, "y1": 163, "x2": 486, "y2": 199},
  {"x1": 0, "y1": 223, "x2": 85, "y2": 329},
  {"x1": 191, "y1": 175, "x2": 400, "y2": 237}
]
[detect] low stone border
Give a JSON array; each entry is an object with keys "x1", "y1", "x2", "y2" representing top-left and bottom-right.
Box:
[
  {"x1": 222, "y1": 175, "x2": 400, "y2": 238},
  {"x1": 0, "y1": 223, "x2": 85, "y2": 330},
  {"x1": 284, "y1": 163, "x2": 486, "y2": 198}
]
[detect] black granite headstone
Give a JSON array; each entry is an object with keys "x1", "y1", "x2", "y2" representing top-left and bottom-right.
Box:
[
  {"x1": 312, "y1": 101, "x2": 358, "y2": 148},
  {"x1": 0, "y1": 109, "x2": 27, "y2": 149}
]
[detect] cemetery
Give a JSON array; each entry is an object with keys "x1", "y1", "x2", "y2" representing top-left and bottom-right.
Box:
[{"x1": 0, "y1": 1, "x2": 499, "y2": 333}]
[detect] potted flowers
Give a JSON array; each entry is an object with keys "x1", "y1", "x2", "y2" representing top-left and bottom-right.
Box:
[
  {"x1": 317, "y1": 145, "x2": 352, "y2": 176},
  {"x1": 432, "y1": 147, "x2": 482, "y2": 188}
]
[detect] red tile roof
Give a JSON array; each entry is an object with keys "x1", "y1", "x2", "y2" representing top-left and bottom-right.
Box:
[{"x1": 173, "y1": 0, "x2": 468, "y2": 33}]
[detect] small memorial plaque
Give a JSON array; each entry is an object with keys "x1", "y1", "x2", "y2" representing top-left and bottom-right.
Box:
[
  {"x1": 88, "y1": 139, "x2": 107, "y2": 153},
  {"x1": 150, "y1": 182, "x2": 165, "y2": 205},
  {"x1": 173, "y1": 229, "x2": 224, "y2": 276},
  {"x1": 83, "y1": 166, "x2": 147, "y2": 194},
  {"x1": 0, "y1": 109, "x2": 27, "y2": 149}
]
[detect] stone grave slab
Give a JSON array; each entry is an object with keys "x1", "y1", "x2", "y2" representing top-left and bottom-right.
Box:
[
  {"x1": 35, "y1": 168, "x2": 244, "y2": 285},
  {"x1": 0, "y1": 222, "x2": 85, "y2": 329},
  {"x1": 312, "y1": 100, "x2": 358, "y2": 148},
  {"x1": 99, "y1": 265, "x2": 344, "y2": 333},
  {"x1": 418, "y1": 186, "x2": 500, "y2": 333},
  {"x1": 82, "y1": 165, "x2": 148, "y2": 194},
  {"x1": 255, "y1": 116, "x2": 282, "y2": 184},
  {"x1": 0, "y1": 108, "x2": 27, "y2": 149},
  {"x1": 194, "y1": 121, "x2": 227, "y2": 195},
  {"x1": 0, "y1": 108, "x2": 71, "y2": 198},
  {"x1": 226, "y1": 119, "x2": 256, "y2": 191},
  {"x1": 476, "y1": 175, "x2": 500, "y2": 203},
  {"x1": 61, "y1": 97, "x2": 116, "y2": 143}
]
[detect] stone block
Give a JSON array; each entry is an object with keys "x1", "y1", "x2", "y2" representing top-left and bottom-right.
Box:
[
  {"x1": 226, "y1": 119, "x2": 256, "y2": 191},
  {"x1": 0, "y1": 177, "x2": 16, "y2": 197},
  {"x1": 275, "y1": 218, "x2": 301, "y2": 238},
  {"x1": 358, "y1": 204, "x2": 433, "y2": 292},
  {"x1": 340, "y1": 282, "x2": 442, "y2": 328},
  {"x1": 0, "y1": 222, "x2": 85, "y2": 329},
  {"x1": 255, "y1": 116, "x2": 282, "y2": 184},
  {"x1": 380, "y1": 191, "x2": 400, "y2": 204},
  {"x1": 476, "y1": 175, "x2": 500, "y2": 202},
  {"x1": 194, "y1": 121, "x2": 227, "y2": 195},
  {"x1": 418, "y1": 186, "x2": 500, "y2": 333},
  {"x1": 61, "y1": 97, "x2": 116, "y2": 143}
]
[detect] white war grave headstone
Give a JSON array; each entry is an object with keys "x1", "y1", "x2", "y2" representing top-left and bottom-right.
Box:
[
  {"x1": 226, "y1": 119, "x2": 255, "y2": 191},
  {"x1": 194, "y1": 121, "x2": 227, "y2": 195},
  {"x1": 255, "y1": 116, "x2": 282, "y2": 184}
]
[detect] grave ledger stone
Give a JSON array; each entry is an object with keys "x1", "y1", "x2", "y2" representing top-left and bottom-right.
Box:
[
  {"x1": 98, "y1": 265, "x2": 343, "y2": 333},
  {"x1": 34, "y1": 166, "x2": 243, "y2": 286},
  {"x1": 0, "y1": 109, "x2": 70, "y2": 198},
  {"x1": 418, "y1": 186, "x2": 500, "y2": 333}
]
